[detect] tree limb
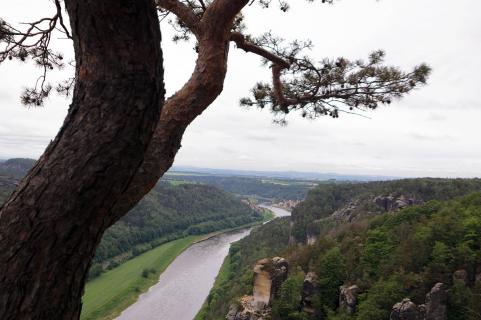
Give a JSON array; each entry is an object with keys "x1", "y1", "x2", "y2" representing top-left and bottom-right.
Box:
[
  {"x1": 0, "y1": 0, "x2": 70, "y2": 106},
  {"x1": 155, "y1": 0, "x2": 202, "y2": 36},
  {"x1": 230, "y1": 32, "x2": 289, "y2": 68}
]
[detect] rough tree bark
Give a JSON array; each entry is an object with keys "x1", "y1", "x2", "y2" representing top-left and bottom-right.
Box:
[{"x1": 0, "y1": 0, "x2": 164, "y2": 318}]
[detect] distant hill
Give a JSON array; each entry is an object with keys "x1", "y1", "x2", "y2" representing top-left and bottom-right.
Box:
[
  {"x1": 0, "y1": 158, "x2": 36, "y2": 178},
  {"x1": 163, "y1": 173, "x2": 316, "y2": 200},
  {"x1": 170, "y1": 166, "x2": 400, "y2": 181}
]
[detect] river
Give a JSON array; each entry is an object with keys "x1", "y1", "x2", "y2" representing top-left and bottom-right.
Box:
[{"x1": 117, "y1": 205, "x2": 290, "y2": 320}]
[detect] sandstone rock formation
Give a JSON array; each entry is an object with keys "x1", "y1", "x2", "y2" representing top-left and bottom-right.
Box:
[
  {"x1": 226, "y1": 297, "x2": 271, "y2": 320},
  {"x1": 390, "y1": 298, "x2": 424, "y2": 320},
  {"x1": 331, "y1": 202, "x2": 359, "y2": 222},
  {"x1": 227, "y1": 257, "x2": 289, "y2": 320},
  {"x1": 252, "y1": 258, "x2": 272, "y2": 310},
  {"x1": 339, "y1": 284, "x2": 360, "y2": 315},
  {"x1": 425, "y1": 283, "x2": 447, "y2": 320},
  {"x1": 390, "y1": 283, "x2": 448, "y2": 320},
  {"x1": 301, "y1": 272, "x2": 320, "y2": 314},
  {"x1": 374, "y1": 194, "x2": 423, "y2": 212},
  {"x1": 270, "y1": 257, "x2": 289, "y2": 302}
]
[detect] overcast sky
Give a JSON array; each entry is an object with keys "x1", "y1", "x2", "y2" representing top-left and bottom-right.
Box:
[{"x1": 1, "y1": 0, "x2": 480, "y2": 177}]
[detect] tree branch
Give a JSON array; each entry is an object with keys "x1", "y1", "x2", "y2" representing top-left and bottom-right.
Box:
[
  {"x1": 203, "y1": 0, "x2": 250, "y2": 31},
  {"x1": 155, "y1": 0, "x2": 202, "y2": 36},
  {"x1": 0, "y1": 0, "x2": 71, "y2": 106},
  {"x1": 230, "y1": 32, "x2": 289, "y2": 68},
  {"x1": 230, "y1": 31, "x2": 292, "y2": 111},
  {"x1": 239, "y1": 39, "x2": 431, "y2": 120}
]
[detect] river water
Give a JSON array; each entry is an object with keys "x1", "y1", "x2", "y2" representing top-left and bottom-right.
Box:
[{"x1": 117, "y1": 205, "x2": 290, "y2": 320}]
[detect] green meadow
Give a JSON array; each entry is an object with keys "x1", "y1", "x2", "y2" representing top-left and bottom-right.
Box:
[{"x1": 81, "y1": 236, "x2": 201, "y2": 320}]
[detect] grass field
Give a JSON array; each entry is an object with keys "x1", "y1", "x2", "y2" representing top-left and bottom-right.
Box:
[{"x1": 81, "y1": 236, "x2": 201, "y2": 320}]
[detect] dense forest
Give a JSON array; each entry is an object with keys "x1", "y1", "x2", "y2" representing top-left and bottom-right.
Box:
[
  {"x1": 199, "y1": 178, "x2": 481, "y2": 320},
  {"x1": 163, "y1": 173, "x2": 316, "y2": 200},
  {"x1": 292, "y1": 178, "x2": 481, "y2": 242},
  {"x1": 89, "y1": 182, "x2": 262, "y2": 277}
]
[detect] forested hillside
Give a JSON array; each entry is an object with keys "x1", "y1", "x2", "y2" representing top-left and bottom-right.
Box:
[
  {"x1": 92, "y1": 182, "x2": 262, "y2": 270},
  {"x1": 199, "y1": 179, "x2": 481, "y2": 320},
  {"x1": 0, "y1": 158, "x2": 35, "y2": 178},
  {"x1": 292, "y1": 178, "x2": 481, "y2": 242}
]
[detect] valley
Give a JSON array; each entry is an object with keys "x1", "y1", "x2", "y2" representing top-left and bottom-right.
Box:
[{"x1": 2, "y1": 159, "x2": 481, "y2": 320}]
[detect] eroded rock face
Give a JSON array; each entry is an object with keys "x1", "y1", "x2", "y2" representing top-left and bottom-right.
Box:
[
  {"x1": 270, "y1": 257, "x2": 289, "y2": 302},
  {"x1": 390, "y1": 298, "x2": 423, "y2": 320},
  {"x1": 252, "y1": 258, "x2": 272, "y2": 310},
  {"x1": 226, "y1": 297, "x2": 271, "y2": 320},
  {"x1": 301, "y1": 272, "x2": 320, "y2": 314},
  {"x1": 339, "y1": 285, "x2": 359, "y2": 315},
  {"x1": 374, "y1": 195, "x2": 423, "y2": 212},
  {"x1": 425, "y1": 283, "x2": 447, "y2": 320},
  {"x1": 228, "y1": 258, "x2": 289, "y2": 320},
  {"x1": 331, "y1": 202, "x2": 359, "y2": 222}
]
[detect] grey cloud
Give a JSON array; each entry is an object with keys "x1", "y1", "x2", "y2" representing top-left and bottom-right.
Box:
[
  {"x1": 0, "y1": 90, "x2": 13, "y2": 101},
  {"x1": 409, "y1": 132, "x2": 455, "y2": 142},
  {"x1": 425, "y1": 113, "x2": 446, "y2": 122},
  {"x1": 217, "y1": 146, "x2": 235, "y2": 155},
  {"x1": 244, "y1": 134, "x2": 278, "y2": 142}
]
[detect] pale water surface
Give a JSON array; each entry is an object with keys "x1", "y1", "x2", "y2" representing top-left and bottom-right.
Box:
[{"x1": 117, "y1": 205, "x2": 290, "y2": 320}]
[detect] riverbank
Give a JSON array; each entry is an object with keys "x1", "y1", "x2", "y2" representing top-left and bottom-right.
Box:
[
  {"x1": 81, "y1": 236, "x2": 201, "y2": 320},
  {"x1": 194, "y1": 254, "x2": 233, "y2": 320},
  {"x1": 192, "y1": 207, "x2": 275, "y2": 244},
  {"x1": 81, "y1": 208, "x2": 274, "y2": 320},
  {"x1": 195, "y1": 205, "x2": 291, "y2": 320}
]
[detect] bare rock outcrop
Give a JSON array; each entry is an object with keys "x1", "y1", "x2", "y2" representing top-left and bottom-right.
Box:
[
  {"x1": 301, "y1": 272, "x2": 320, "y2": 314},
  {"x1": 331, "y1": 202, "x2": 359, "y2": 222},
  {"x1": 226, "y1": 297, "x2": 271, "y2": 320},
  {"x1": 374, "y1": 194, "x2": 423, "y2": 212},
  {"x1": 339, "y1": 285, "x2": 360, "y2": 315},
  {"x1": 227, "y1": 257, "x2": 289, "y2": 320},
  {"x1": 425, "y1": 283, "x2": 447, "y2": 320},
  {"x1": 390, "y1": 283, "x2": 448, "y2": 320},
  {"x1": 270, "y1": 257, "x2": 289, "y2": 302},
  {"x1": 252, "y1": 258, "x2": 272, "y2": 310},
  {"x1": 390, "y1": 298, "x2": 424, "y2": 320}
]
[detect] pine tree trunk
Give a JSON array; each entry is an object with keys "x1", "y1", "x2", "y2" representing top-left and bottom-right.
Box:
[{"x1": 0, "y1": 0, "x2": 164, "y2": 318}]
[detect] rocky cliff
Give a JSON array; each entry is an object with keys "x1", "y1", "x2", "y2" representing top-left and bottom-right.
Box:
[{"x1": 226, "y1": 257, "x2": 288, "y2": 320}]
